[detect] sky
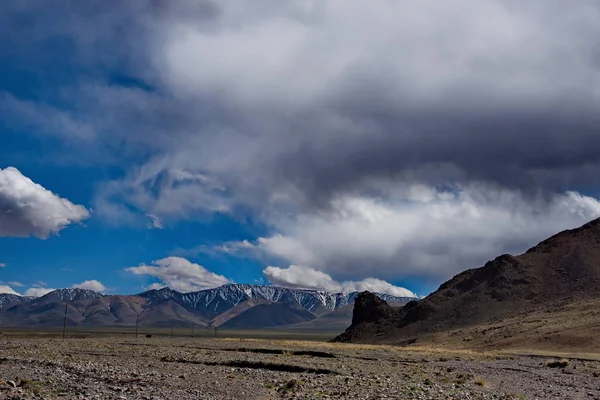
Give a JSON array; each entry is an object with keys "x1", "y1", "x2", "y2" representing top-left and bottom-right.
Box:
[{"x1": 1, "y1": 1, "x2": 600, "y2": 298}]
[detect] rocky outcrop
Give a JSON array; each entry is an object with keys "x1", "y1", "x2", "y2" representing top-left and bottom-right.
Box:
[
  {"x1": 351, "y1": 291, "x2": 394, "y2": 325},
  {"x1": 332, "y1": 292, "x2": 398, "y2": 342}
]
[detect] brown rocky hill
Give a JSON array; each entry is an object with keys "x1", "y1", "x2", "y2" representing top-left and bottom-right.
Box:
[{"x1": 334, "y1": 217, "x2": 600, "y2": 350}]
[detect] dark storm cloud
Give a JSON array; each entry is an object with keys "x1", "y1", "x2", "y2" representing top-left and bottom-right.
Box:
[
  {"x1": 139, "y1": 0, "x2": 600, "y2": 211},
  {"x1": 268, "y1": 108, "x2": 600, "y2": 205},
  {"x1": 2, "y1": 0, "x2": 600, "y2": 212}
]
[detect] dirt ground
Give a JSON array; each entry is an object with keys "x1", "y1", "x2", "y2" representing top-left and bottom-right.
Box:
[{"x1": 1, "y1": 336, "x2": 600, "y2": 399}]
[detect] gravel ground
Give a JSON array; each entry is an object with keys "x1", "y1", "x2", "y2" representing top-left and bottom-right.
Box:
[{"x1": 1, "y1": 336, "x2": 599, "y2": 399}]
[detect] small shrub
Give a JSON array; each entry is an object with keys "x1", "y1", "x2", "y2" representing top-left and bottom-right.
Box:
[
  {"x1": 20, "y1": 379, "x2": 47, "y2": 395},
  {"x1": 454, "y1": 373, "x2": 473, "y2": 385},
  {"x1": 279, "y1": 378, "x2": 303, "y2": 393}
]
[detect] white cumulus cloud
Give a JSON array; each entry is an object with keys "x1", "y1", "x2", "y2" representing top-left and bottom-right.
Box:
[
  {"x1": 256, "y1": 185, "x2": 600, "y2": 280},
  {"x1": 72, "y1": 280, "x2": 108, "y2": 293},
  {"x1": 0, "y1": 167, "x2": 90, "y2": 238},
  {"x1": 0, "y1": 281, "x2": 56, "y2": 297},
  {"x1": 263, "y1": 265, "x2": 416, "y2": 298},
  {"x1": 125, "y1": 256, "x2": 233, "y2": 293},
  {"x1": 24, "y1": 287, "x2": 55, "y2": 297},
  {"x1": 0, "y1": 285, "x2": 20, "y2": 295}
]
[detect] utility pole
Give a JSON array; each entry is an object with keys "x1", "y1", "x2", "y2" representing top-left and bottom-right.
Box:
[
  {"x1": 62, "y1": 301, "x2": 68, "y2": 339},
  {"x1": 191, "y1": 322, "x2": 194, "y2": 338},
  {"x1": 135, "y1": 313, "x2": 139, "y2": 339}
]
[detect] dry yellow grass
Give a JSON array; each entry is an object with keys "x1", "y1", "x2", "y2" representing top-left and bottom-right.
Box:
[
  {"x1": 474, "y1": 377, "x2": 487, "y2": 387},
  {"x1": 218, "y1": 337, "x2": 502, "y2": 361}
]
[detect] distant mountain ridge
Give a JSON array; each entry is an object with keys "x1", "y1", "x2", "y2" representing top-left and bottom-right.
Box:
[
  {"x1": 39, "y1": 288, "x2": 106, "y2": 302},
  {"x1": 0, "y1": 284, "x2": 416, "y2": 330},
  {"x1": 138, "y1": 284, "x2": 414, "y2": 319}
]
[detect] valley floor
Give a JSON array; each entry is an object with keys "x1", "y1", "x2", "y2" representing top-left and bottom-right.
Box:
[{"x1": 1, "y1": 336, "x2": 600, "y2": 399}]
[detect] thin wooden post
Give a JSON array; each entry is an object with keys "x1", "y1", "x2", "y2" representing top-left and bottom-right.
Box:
[
  {"x1": 62, "y1": 301, "x2": 68, "y2": 339},
  {"x1": 135, "y1": 313, "x2": 139, "y2": 338}
]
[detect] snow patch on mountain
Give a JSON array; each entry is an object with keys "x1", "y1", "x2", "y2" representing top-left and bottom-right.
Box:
[
  {"x1": 0, "y1": 293, "x2": 33, "y2": 309},
  {"x1": 39, "y1": 288, "x2": 105, "y2": 302}
]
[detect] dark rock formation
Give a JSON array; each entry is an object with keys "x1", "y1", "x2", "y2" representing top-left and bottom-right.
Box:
[
  {"x1": 332, "y1": 292, "x2": 397, "y2": 343},
  {"x1": 351, "y1": 291, "x2": 394, "y2": 325}
]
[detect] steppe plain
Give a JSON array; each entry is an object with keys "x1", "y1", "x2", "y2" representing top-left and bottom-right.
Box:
[{"x1": 1, "y1": 332, "x2": 600, "y2": 400}]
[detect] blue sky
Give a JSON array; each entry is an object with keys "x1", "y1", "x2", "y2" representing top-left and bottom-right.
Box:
[{"x1": 1, "y1": 2, "x2": 600, "y2": 298}]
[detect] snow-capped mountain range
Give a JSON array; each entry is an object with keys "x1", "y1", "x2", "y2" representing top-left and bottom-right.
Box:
[
  {"x1": 0, "y1": 284, "x2": 417, "y2": 328},
  {"x1": 138, "y1": 284, "x2": 415, "y2": 318},
  {"x1": 38, "y1": 288, "x2": 106, "y2": 302},
  {"x1": 0, "y1": 293, "x2": 32, "y2": 309}
]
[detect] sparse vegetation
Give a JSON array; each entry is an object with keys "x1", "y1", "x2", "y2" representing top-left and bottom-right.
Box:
[
  {"x1": 20, "y1": 379, "x2": 47, "y2": 395},
  {"x1": 454, "y1": 372, "x2": 473, "y2": 385},
  {"x1": 278, "y1": 378, "x2": 303, "y2": 393},
  {"x1": 546, "y1": 358, "x2": 570, "y2": 368},
  {"x1": 474, "y1": 377, "x2": 487, "y2": 387}
]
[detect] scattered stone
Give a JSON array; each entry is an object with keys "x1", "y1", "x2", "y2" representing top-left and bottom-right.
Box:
[{"x1": 0, "y1": 337, "x2": 598, "y2": 399}]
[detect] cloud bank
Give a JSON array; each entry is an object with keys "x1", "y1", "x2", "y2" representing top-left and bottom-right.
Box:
[
  {"x1": 263, "y1": 265, "x2": 416, "y2": 297},
  {"x1": 0, "y1": 281, "x2": 56, "y2": 297},
  {"x1": 72, "y1": 280, "x2": 108, "y2": 293},
  {"x1": 23, "y1": 287, "x2": 56, "y2": 297},
  {"x1": 0, "y1": 167, "x2": 90, "y2": 238},
  {"x1": 4, "y1": 1, "x2": 600, "y2": 212},
  {"x1": 254, "y1": 186, "x2": 600, "y2": 280},
  {"x1": 125, "y1": 256, "x2": 232, "y2": 293},
  {"x1": 0, "y1": 285, "x2": 20, "y2": 295}
]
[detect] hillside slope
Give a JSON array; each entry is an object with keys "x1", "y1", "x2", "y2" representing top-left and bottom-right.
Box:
[
  {"x1": 334, "y1": 218, "x2": 600, "y2": 350},
  {"x1": 221, "y1": 302, "x2": 317, "y2": 329}
]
